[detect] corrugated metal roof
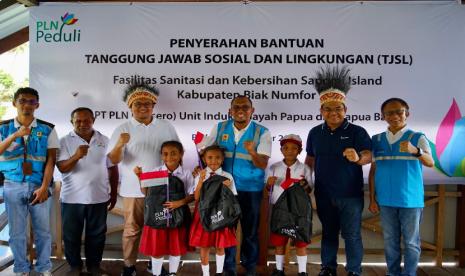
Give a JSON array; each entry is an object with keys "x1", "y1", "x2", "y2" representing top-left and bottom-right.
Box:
[{"x1": 0, "y1": 3, "x2": 28, "y2": 40}]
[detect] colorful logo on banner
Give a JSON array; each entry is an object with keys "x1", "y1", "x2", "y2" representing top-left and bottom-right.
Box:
[
  {"x1": 429, "y1": 99, "x2": 465, "y2": 177},
  {"x1": 36, "y1": 12, "x2": 81, "y2": 43}
]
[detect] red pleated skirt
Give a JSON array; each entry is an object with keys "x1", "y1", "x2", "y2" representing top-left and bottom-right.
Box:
[
  {"x1": 139, "y1": 225, "x2": 189, "y2": 256},
  {"x1": 189, "y1": 204, "x2": 237, "y2": 248}
]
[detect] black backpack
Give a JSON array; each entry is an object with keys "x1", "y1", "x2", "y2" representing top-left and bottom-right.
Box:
[
  {"x1": 199, "y1": 174, "x2": 241, "y2": 232},
  {"x1": 270, "y1": 183, "x2": 313, "y2": 243},
  {"x1": 144, "y1": 175, "x2": 191, "y2": 229}
]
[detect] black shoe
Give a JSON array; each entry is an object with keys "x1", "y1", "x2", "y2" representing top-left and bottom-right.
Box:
[
  {"x1": 224, "y1": 270, "x2": 237, "y2": 276},
  {"x1": 121, "y1": 265, "x2": 136, "y2": 276},
  {"x1": 160, "y1": 266, "x2": 170, "y2": 276},
  {"x1": 271, "y1": 269, "x2": 285, "y2": 276},
  {"x1": 88, "y1": 265, "x2": 109, "y2": 276},
  {"x1": 297, "y1": 273, "x2": 308, "y2": 276},
  {"x1": 347, "y1": 272, "x2": 360, "y2": 276},
  {"x1": 66, "y1": 266, "x2": 82, "y2": 276},
  {"x1": 318, "y1": 266, "x2": 337, "y2": 276},
  {"x1": 147, "y1": 261, "x2": 152, "y2": 274},
  {"x1": 215, "y1": 273, "x2": 223, "y2": 276},
  {"x1": 245, "y1": 267, "x2": 256, "y2": 276}
]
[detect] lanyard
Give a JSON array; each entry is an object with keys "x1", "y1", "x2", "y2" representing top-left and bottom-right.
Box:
[{"x1": 20, "y1": 128, "x2": 32, "y2": 161}]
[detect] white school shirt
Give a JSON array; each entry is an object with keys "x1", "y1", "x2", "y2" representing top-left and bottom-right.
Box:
[
  {"x1": 193, "y1": 167, "x2": 238, "y2": 195},
  {"x1": 151, "y1": 164, "x2": 195, "y2": 195},
  {"x1": 107, "y1": 117, "x2": 179, "y2": 197},
  {"x1": 58, "y1": 130, "x2": 113, "y2": 204},
  {"x1": 266, "y1": 160, "x2": 313, "y2": 204}
]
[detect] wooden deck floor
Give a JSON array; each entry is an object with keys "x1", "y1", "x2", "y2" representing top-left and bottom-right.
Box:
[{"x1": 2, "y1": 259, "x2": 465, "y2": 276}]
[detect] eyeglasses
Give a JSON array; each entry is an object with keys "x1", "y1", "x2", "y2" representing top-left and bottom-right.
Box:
[
  {"x1": 133, "y1": 102, "x2": 154, "y2": 108},
  {"x1": 231, "y1": 105, "x2": 252, "y2": 111},
  {"x1": 384, "y1": 109, "x2": 406, "y2": 117},
  {"x1": 322, "y1": 106, "x2": 345, "y2": 113},
  {"x1": 17, "y1": 99, "x2": 39, "y2": 106}
]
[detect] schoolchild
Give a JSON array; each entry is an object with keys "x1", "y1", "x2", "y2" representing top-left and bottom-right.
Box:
[
  {"x1": 266, "y1": 134, "x2": 313, "y2": 276},
  {"x1": 135, "y1": 141, "x2": 194, "y2": 276},
  {"x1": 190, "y1": 145, "x2": 238, "y2": 276}
]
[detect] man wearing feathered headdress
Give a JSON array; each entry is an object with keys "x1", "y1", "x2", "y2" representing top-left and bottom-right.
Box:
[
  {"x1": 107, "y1": 79, "x2": 180, "y2": 276},
  {"x1": 305, "y1": 66, "x2": 372, "y2": 276}
]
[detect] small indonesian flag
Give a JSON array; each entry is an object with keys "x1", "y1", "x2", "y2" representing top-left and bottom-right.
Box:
[
  {"x1": 139, "y1": 170, "x2": 169, "y2": 188},
  {"x1": 194, "y1": 131, "x2": 205, "y2": 145},
  {"x1": 280, "y1": 178, "x2": 301, "y2": 190}
]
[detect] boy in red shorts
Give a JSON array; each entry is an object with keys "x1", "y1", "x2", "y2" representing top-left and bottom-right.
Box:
[{"x1": 266, "y1": 134, "x2": 313, "y2": 276}]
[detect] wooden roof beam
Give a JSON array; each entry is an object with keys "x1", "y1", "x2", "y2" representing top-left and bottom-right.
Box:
[
  {"x1": 0, "y1": 27, "x2": 29, "y2": 55},
  {"x1": 16, "y1": 0, "x2": 37, "y2": 7}
]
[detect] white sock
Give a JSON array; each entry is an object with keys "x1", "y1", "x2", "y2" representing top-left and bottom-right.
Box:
[
  {"x1": 216, "y1": 254, "x2": 225, "y2": 273},
  {"x1": 169, "y1": 255, "x2": 181, "y2": 273},
  {"x1": 276, "y1": 254, "x2": 284, "y2": 271},
  {"x1": 297, "y1": 255, "x2": 307, "y2": 273},
  {"x1": 201, "y1": 264, "x2": 210, "y2": 276},
  {"x1": 151, "y1": 257, "x2": 164, "y2": 276}
]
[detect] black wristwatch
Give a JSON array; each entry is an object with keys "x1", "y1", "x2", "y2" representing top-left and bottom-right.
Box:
[{"x1": 412, "y1": 147, "x2": 423, "y2": 158}]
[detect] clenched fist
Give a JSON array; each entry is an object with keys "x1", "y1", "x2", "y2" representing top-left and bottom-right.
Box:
[
  {"x1": 133, "y1": 166, "x2": 142, "y2": 178},
  {"x1": 343, "y1": 148, "x2": 360, "y2": 163},
  {"x1": 118, "y1": 133, "x2": 130, "y2": 146},
  {"x1": 199, "y1": 169, "x2": 207, "y2": 180},
  {"x1": 223, "y1": 179, "x2": 232, "y2": 187},
  {"x1": 74, "y1": 145, "x2": 89, "y2": 159},
  {"x1": 243, "y1": 141, "x2": 256, "y2": 154},
  {"x1": 15, "y1": 126, "x2": 31, "y2": 138},
  {"x1": 399, "y1": 140, "x2": 416, "y2": 154}
]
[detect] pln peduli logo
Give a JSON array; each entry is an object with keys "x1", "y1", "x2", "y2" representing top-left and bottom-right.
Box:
[
  {"x1": 429, "y1": 99, "x2": 465, "y2": 177},
  {"x1": 36, "y1": 12, "x2": 80, "y2": 43}
]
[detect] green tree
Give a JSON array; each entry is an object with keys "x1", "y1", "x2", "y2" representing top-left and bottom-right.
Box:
[
  {"x1": 0, "y1": 43, "x2": 29, "y2": 119},
  {"x1": 0, "y1": 70, "x2": 14, "y2": 94},
  {"x1": 0, "y1": 71, "x2": 15, "y2": 119}
]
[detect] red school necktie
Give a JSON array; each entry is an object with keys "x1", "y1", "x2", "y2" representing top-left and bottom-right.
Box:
[
  {"x1": 281, "y1": 167, "x2": 300, "y2": 190},
  {"x1": 285, "y1": 167, "x2": 291, "y2": 180}
]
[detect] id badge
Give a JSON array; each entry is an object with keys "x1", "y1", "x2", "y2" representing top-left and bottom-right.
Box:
[{"x1": 22, "y1": 162, "x2": 33, "y2": 175}]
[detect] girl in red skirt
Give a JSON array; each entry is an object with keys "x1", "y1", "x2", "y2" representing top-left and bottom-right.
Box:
[
  {"x1": 135, "y1": 141, "x2": 194, "y2": 276},
  {"x1": 190, "y1": 145, "x2": 238, "y2": 276}
]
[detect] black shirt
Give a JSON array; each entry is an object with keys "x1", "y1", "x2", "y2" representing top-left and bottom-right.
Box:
[{"x1": 306, "y1": 119, "x2": 371, "y2": 198}]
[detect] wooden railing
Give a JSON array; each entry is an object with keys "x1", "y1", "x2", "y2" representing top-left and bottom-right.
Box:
[{"x1": 0, "y1": 182, "x2": 462, "y2": 271}]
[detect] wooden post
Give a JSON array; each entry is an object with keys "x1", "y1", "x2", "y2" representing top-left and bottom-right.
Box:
[
  {"x1": 0, "y1": 27, "x2": 28, "y2": 55},
  {"x1": 54, "y1": 182, "x2": 63, "y2": 260},
  {"x1": 283, "y1": 241, "x2": 292, "y2": 265},
  {"x1": 435, "y1": 185, "x2": 445, "y2": 267},
  {"x1": 257, "y1": 189, "x2": 270, "y2": 273},
  {"x1": 28, "y1": 217, "x2": 35, "y2": 263},
  {"x1": 456, "y1": 185, "x2": 465, "y2": 267}
]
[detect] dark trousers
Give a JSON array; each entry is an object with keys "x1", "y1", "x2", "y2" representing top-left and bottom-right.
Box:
[
  {"x1": 61, "y1": 202, "x2": 108, "y2": 268},
  {"x1": 224, "y1": 191, "x2": 262, "y2": 272},
  {"x1": 316, "y1": 196, "x2": 364, "y2": 275}
]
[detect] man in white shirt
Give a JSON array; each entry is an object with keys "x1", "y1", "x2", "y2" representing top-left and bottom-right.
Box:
[
  {"x1": 107, "y1": 82, "x2": 179, "y2": 276},
  {"x1": 57, "y1": 107, "x2": 118, "y2": 276}
]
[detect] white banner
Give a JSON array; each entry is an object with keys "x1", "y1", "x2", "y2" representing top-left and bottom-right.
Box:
[{"x1": 29, "y1": 2, "x2": 465, "y2": 183}]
